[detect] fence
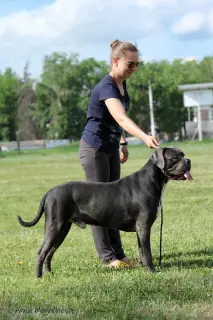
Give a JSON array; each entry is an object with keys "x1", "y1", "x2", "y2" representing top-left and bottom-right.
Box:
[{"x1": 0, "y1": 139, "x2": 70, "y2": 152}]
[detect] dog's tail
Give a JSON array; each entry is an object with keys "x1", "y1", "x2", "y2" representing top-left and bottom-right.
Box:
[{"x1": 17, "y1": 192, "x2": 48, "y2": 227}]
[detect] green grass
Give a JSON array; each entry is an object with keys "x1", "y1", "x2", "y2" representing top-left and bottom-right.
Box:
[{"x1": 0, "y1": 141, "x2": 213, "y2": 319}]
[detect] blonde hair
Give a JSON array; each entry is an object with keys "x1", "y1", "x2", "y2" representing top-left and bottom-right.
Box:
[{"x1": 110, "y1": 39, "x2": 138, "y2": 63}]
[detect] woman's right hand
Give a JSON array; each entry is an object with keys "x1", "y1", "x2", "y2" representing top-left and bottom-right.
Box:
[{"x1": 143, "y1": 135, "x2": 159, "y2": 149}]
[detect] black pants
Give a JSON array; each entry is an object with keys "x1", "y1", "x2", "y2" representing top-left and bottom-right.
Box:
[{"x1": 79, "y1": 138, "x2": 125, "y2": 263}]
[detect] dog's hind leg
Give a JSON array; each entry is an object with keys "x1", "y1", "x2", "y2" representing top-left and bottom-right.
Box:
[
  {"x1": 36, "y1": 224, "x2": 59, "y2": 278},
  {"x1": 44, "y1": 222, "x2": 72, "y2": 273}
]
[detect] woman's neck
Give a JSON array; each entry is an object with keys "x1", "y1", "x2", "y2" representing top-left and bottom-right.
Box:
[{"x1": 109, "y1": 71, "x2": 124, "y2": 85}]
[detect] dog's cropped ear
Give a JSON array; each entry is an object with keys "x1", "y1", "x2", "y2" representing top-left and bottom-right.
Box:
[{"x1": 151, "y1": 148, "x2": 166, "y2": 170}]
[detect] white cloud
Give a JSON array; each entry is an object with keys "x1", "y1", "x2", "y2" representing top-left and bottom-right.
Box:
[
  {"x1": 0, "y1": 0, "x2": 160, "y2": 76},
  {"x1": 0, "y1": 0, "x2": 159, "y2": 50},
  {"x1": 0, "y1": 0, "x2": 79, "y2": 39},
  {"x1": 137, "y1": 0, "x2": 177, "y2": 9},
  {"x1": 173, "y1": 11, "x2": 206, "y2": 34}
]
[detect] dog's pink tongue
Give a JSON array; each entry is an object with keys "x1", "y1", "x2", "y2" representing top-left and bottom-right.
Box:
[{"x1": 184, "y1": 171, "x2": 193, "y2": 180}]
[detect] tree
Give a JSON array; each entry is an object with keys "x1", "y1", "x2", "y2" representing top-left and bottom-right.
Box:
[
  {"x1": 0, "y1": 68, "x2": 21, "y2": 141},
  {"x1": 17, "y1": 62, "x2": 40, "y2": 140},
  {"x1": 34, "y1": 53, "x2": 109, "y2": 139}
]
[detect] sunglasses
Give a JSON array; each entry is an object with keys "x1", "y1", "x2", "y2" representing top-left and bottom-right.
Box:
[{"x1": 123, "y1": 60, "x2": 140, "y2": 69}]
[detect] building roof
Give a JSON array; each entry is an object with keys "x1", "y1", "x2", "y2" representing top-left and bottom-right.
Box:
[{"x1": 178, "y1": 83, "x2": 213, "y2": 91}]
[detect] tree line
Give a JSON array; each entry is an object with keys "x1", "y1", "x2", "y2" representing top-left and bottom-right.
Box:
[{"x1": 0, "y1": 52, "x2": 213, "y2": 142}]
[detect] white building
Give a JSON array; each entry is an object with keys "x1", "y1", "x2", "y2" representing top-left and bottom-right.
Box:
[{"x1": 179, "y1": 83, "x2": 213, "y2": 140}]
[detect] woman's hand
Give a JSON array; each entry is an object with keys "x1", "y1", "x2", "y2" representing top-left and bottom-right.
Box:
[
  {"x1": 143, "y1": 135, "x2": 159, "y2": 149},
  {"x1": 120, "y1": 145, "x2": 129, "y2": 164}
]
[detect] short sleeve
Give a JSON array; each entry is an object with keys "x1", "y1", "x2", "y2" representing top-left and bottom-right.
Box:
[{"x1": 99, "y1": 81, "x2": 120, "y2": 102}]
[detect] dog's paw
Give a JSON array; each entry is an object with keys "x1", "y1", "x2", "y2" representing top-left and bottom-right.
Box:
[{"x1": 138, "y1": 261, "x2": 156, "y2": 272}]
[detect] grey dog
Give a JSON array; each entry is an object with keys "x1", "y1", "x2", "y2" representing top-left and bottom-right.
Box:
[{"x1": 17, "y1": 147, "x2": 192, "y2": 278}]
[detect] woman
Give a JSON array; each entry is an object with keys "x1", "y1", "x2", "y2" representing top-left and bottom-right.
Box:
[{"x1": 79, "y1": 39, "x2": 159, "y2": 268}]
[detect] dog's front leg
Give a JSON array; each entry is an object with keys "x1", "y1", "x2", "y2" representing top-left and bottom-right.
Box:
[{"x1": 136, "y1": 222, "x2": 155, "y2": 272}]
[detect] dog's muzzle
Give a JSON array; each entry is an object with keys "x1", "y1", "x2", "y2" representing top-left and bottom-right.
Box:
[
  {"x1": 167, "y1": 159, "x2": 193, "y2": 181},
  {"x1": 182, "y1": 159, "x2": 192, "y2": 180}
]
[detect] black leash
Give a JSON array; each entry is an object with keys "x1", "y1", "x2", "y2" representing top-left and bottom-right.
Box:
[{"x1": 159, "y1": 201, "x2": 163, "y2": 267}]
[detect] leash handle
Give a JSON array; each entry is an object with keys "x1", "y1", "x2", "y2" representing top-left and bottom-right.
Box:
[{"x1": 159, "y1": 203, "x2": 163, "y2": 267}]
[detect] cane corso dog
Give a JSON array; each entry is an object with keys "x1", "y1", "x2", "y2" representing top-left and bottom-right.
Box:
[{"x1": 17, "y1": 147, "x2": 192, "y2": 278}]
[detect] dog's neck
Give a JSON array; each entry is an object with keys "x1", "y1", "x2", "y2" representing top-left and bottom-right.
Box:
[{"x1": 138, "y1": 159, "x2": 168, "y2": 195}]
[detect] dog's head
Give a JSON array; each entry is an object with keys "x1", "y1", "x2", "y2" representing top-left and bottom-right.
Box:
[{"x1": 151, "y1": 147, "x2": 192, "y2": 181}]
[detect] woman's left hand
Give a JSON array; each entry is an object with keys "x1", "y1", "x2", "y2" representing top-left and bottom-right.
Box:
[{"x1": 120, "y1": 145, "x2": 129, "y2": 164}]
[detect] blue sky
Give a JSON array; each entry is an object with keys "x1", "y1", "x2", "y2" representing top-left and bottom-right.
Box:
[
  {"x1": 0, "y1": 0, "x2": 53, "y2": 16},
  {"x1": 0, "y1": 0, "x2": 213, "y2": 79}
]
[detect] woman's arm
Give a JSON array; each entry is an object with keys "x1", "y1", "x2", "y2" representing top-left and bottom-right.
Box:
[
  {"x1": 120, "y1": 131, "x2": 127, "y2": 144},
  {"x1": 105, "y1": 98, "x2": 159, "y2": 148}
]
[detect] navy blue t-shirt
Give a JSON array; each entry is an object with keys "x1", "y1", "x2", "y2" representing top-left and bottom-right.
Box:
[{"x1": 82, "y1": 74, "x2": 130, "y2": 153}]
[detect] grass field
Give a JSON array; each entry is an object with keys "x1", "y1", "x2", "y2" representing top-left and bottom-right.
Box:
[{"x1": 0, "y1": 141, "x2": 213, "y2": 319}]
